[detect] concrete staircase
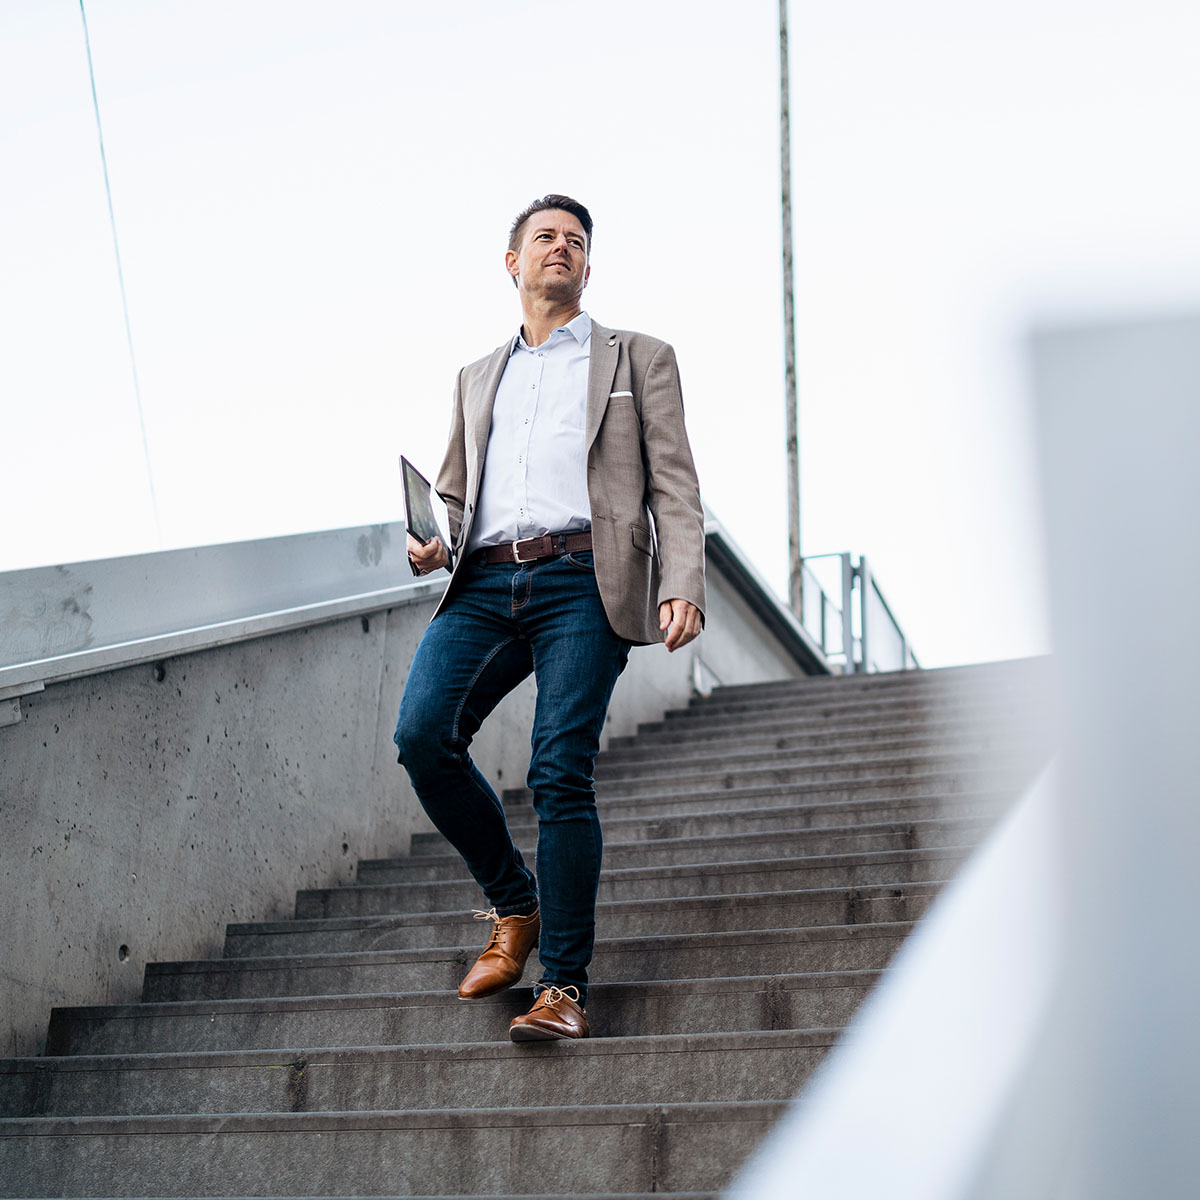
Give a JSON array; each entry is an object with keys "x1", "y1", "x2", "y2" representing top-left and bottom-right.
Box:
[{"x1": 0, "y1": 658, "x2": 1051, "y2": 1197}]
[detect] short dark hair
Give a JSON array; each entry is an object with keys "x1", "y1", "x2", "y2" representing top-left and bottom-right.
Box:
[{"x1": 508, "y1": 194, "x2": 593, "y2": 254}]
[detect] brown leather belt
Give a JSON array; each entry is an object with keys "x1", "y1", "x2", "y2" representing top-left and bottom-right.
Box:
[{"x1": 480, "y1": 530, "x2": 592, "y2": 565}]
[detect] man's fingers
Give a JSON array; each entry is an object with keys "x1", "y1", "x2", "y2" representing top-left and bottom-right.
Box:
[
  {"x1": 407, "y1": 535, "x2": 448, "y2": 573},
  {"x1": 661, "y1": 599, "x2": 701, "y2": 652},
  {"x1": 670, "y1": 615, "x2": 699, "y2": 650},
  {"x1": 407, "y1": 533, "x2": 437, "y2": 559}
]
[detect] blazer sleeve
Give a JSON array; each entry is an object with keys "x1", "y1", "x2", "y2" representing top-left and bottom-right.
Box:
[
  {"x1": 435, "y1": 368, "x2": 468, "y2": 553},
  {"x1": 638, "y1": 342, "x2": 707, "y2": 619}
]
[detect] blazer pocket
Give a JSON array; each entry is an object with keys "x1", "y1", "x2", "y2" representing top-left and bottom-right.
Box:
[{"x1": 630, "y1": 523, "x2": 654, "y2": 555}]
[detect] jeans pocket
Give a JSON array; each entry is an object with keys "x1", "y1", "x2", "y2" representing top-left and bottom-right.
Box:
[{"x1": 562, "y1": 551, "x2": 595, "y2": 572}]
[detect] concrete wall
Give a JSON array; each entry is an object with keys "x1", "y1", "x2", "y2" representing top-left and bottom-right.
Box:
[{"x1": 0, "y1": 548, "x2": 815, "y2": 1058}]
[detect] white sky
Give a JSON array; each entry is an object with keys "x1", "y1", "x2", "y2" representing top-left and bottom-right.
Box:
[{"x1": 3, "y1": 0, "x2": 1198, "y2": 667}]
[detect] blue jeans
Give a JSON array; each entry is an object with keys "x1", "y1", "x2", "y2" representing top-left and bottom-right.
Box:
[{"x1": 393, "y1": 550, "x2": 630, "y2": 1004}]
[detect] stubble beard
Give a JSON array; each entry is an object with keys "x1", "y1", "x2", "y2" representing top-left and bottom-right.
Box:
[{"x1": 533, "y1": 266, "x2": 583, "y2": 308}]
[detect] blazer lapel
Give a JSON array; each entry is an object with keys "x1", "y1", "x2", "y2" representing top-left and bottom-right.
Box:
[
  {"x1": 586, "y1": 322, "x2": 620, "y2": 451},
  {"x1": 468, "y1": 340, "x2": 513, "y2": 461}
]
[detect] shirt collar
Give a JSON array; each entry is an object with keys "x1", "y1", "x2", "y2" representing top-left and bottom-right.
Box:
[{"x1": 510, "y1": 311, "x2": 593, "y2": 355}]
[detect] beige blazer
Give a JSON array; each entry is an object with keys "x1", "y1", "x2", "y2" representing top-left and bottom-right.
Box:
[{"x1": 432, "y1": 320, "x2": 706, "y2": 645}]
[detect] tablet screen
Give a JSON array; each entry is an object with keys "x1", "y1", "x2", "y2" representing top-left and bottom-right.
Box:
[{"x1": 401, "y1": 456, "x2": 442, "y2": 546}]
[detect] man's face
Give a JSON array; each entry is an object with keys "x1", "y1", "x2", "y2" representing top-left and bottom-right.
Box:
[{"x1": 506, "y1": 210, "x2": 590, "y2": 304}]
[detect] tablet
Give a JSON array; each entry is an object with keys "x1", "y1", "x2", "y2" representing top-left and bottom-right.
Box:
[{"x1": 400, "y1": 456, "x2": 451, "y2": 575}]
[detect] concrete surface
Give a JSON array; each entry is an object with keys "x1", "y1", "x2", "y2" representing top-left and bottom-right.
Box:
[
  {"x1": 0, "y1": 658, "x2": 1050, "y2": 1196},
  {"x1": 1, "y1": 545, "x2": 813, "y2": 1058}
]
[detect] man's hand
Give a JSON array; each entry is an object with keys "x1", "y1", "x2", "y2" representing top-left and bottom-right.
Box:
[
  {"x1": 408, "y1": 533, "x2": 449, "y2": 574},
  {"x1": 659, "y1": 598, "x2": 702, "y2": 652}
]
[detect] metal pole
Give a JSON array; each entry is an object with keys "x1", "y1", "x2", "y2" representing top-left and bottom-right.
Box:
[
  {"x1": 841, "y1": 553, "x2": 855, "y2": 672},
  {"x1": 859, "y1": 555, "x2": 872, "y2": 674},
  {"x1": 780, "y1": 0, "x2": 803, "y2": 619}
]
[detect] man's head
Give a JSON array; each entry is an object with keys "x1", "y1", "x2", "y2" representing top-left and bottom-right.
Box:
[
  {"x1": 508, "y1": 194, "x2": 593, "y2": 257},
  {"x1": 505, "y1": 194, "x2": 593, "y2": 303}
]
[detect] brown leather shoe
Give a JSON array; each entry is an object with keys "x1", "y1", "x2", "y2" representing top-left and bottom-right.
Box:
[
  {"x1": 457, "y1": 907, "x2": 540, "y2": 999},
  {"x1": 509, "y1": 985, "x2": 589, "y2": 1041}
]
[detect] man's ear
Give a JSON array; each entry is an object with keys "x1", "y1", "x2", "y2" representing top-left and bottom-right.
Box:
[
  {"x1": 505, "y1": 249, "x2": 520, "y2": 280},
  {"x1": 583, "y1": 264, "x2": 591, "y2": 289}
]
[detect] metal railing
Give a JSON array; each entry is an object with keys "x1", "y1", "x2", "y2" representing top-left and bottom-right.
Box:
[{"x1": 799, "y1": 553, "x2": 919, "y2": 673}]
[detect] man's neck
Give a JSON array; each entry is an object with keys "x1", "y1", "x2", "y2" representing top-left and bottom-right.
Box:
[{"x1": 520, "y1": 300, "x2": 583, "y2": 349}]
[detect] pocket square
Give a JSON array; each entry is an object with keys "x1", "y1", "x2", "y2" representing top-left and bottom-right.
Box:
[{"x1": 609, "y1": 390, "x2": 633, "y2": 399}]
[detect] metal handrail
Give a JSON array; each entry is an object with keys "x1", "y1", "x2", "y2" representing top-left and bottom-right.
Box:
[{"x1": 797, "y1": 553, "x2": 918, "y2": 673}]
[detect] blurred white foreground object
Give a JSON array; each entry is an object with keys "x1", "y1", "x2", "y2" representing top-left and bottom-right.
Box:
[{"x1": 726, "y1": 312, "x2": 1200, "y2": 1200}]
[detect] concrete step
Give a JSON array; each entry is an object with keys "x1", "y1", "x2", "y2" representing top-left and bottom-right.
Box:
[
  {"x1": 495, "y1": 789, "x2": 1007, "y2": 845},
  {"x1": 0, "y1": 1100, "x2": 784, "y2": 1197},
  {"x1": 642, "y1": 693, "x2": 1039, "y2": 737},
  {"x1": 501, "y1": 763, "x2": 1033, "y2": 815},
  {"x1": 297, "y1": 845, "x2": 971, "y2": 917},
  {"x1": 595, "y1": 729, "x2": 1038, "y2": 777},
  {"x1": 362, "y1": 815, "x2": 990, "y2": 884},
  {"x1": 604, "y1": 711, "x2": 1042, "y2": 753},
  {"x1": 509, "y1": 750, "x2": 1037, "y2": 804},
  {"x1": 693, "y1": 664, "x2": 1040, "y2": 695},
  {"x1": 652, "y1": 691, "x2": 1036, "y2": 724},
  {"x1": 141, "y1": 922, "x2": 912, "y2": 1003},
  {"x1": 700, "y1": 656, "x2": 1047, "y2": 701},
  {"x1": 226, "y1": 882, "x2": 943, "y2": 958},
  {"x1": 46, "y1": 970, "x2": 884, "y2": 1057},
  {"x1": 508, "y1": 779, "x2": 1017, "y2": 827},
  {"x1": 1, "y1": 1028, "x2": 837, "y2": 1119},
  {"x1": 681, "y1": 689, "x2": 1039, "y2": 726},
  {"x1": 688, "y1": 663, "x2": 1049, "y2": 711}
]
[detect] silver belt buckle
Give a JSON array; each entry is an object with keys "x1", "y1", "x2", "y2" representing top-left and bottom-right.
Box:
[{"x1": 511, "y1": 538, "x2": 538, "y2": 564}]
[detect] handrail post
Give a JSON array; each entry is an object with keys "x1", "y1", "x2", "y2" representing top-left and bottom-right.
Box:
[
  {"x1": 819, "y1": 578, "x2": 828, "y2": 654},
  {"x1": 858, "y1": 555, "x2": 871, "y2": 674},
  {"x1": 803, "y1": 550, "x2": 916, "y2": 673},
  {"x1": 840, "y1": 553, "x2": 856, "y2": 672}
]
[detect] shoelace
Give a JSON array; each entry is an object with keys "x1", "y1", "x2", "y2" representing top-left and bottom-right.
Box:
[
  {"x1": 472, "y1": 907, "x2": 501, "y2": 949},
  {"x1": 535, "y1": 985, "x2": 581, "y2": 1007}
]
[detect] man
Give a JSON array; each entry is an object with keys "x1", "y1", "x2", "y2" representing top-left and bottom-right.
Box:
[{"x1": 393, "y1": 194, "x2": 705, "y2": 1041}]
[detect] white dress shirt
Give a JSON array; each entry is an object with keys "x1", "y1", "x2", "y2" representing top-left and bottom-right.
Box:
[{"x1": 467, "y1": 311, "x2": 593, "y2": 554}]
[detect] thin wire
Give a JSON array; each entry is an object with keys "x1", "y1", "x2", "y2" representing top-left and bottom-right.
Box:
[{"x1": 79, "y1": 0, "x2": 162, "y2": 543}]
